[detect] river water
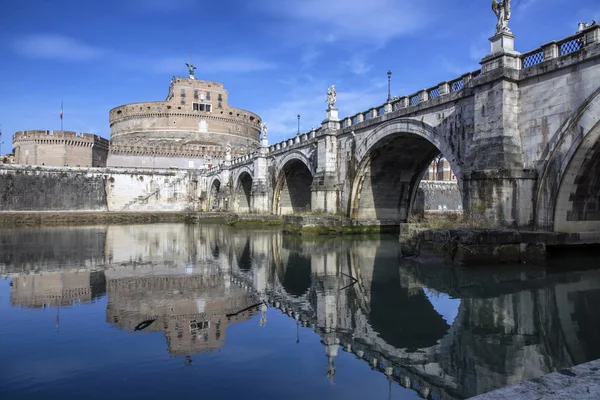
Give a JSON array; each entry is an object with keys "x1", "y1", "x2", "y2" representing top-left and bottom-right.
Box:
[{"x1": 0, "y1": 223, "x2": 599, "y2": 400}]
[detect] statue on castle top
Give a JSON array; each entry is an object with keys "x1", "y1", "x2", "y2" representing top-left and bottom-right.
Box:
[
  {"x1": 491, "y1": 0, "x2": 511, "y2": 35},
  {"x1": 325, "y1": 85, "x2": 337, "y2": 110},
  {"x1": 225, "y1": 145, "x2": 231, "y2": 155},
  {"x1": 185, "y1": 63, "x2": 197, "y2": 78},
  {"x1": 260, "y1": 122, "x2": 268, "y2": 139},
  {"x1": 578, "y1": 20, "x2": 597, "y2": 33}
]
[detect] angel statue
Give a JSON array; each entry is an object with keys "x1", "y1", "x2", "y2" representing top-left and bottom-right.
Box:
[
  {"x1": 261, "y1": 122, "x2": 268, "y2": 139},
  {"x1": 185, "y1": 63, "x2": 197, "y2": 78},
  {"x1": 491, "y1": 0, "x2": 511, "y2": 34},
  {"x1": 325, "y1": 85, "x2": 337, "y2": 110}
]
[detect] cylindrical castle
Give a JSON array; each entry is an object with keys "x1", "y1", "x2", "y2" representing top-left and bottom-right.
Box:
[{"x1": 107, "y1": 76, "x2": 262, "y2": 169}]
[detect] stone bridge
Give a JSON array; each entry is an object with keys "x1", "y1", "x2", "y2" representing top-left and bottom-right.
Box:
[{"x1": 202, "y1": 26, "x2": 600, "y2": 239}]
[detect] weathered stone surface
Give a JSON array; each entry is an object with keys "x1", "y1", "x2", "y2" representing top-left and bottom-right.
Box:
[
  {"x1": 468, "y1": 358, "x2": 600, "y2": 400},
  {"x1": 0, "y1": 165, "x2": 202, "y2": 213}
]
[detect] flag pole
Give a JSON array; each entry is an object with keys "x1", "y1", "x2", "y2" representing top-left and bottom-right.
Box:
[{"x1": 60, "y1": 101, "x2": 64, "y2": 131}]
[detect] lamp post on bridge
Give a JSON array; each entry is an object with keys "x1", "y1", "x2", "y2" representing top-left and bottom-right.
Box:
[
  {"x1": 387, "y1": 70, "x2": 392, "y2": 102},
  {"x1": 297, "y1": 114, "x2": 300, "y2": 135}
]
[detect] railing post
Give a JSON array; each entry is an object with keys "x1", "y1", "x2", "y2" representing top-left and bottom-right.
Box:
[
  {"x1": 344, "y1": 117, "x2": 352, "y2": 127},
  {"x1": 461, "y1": 72, "x2": 473, "y2": 87},
  {"x1": 418, "y1": 90, "x2": 429, "y2": 103},
  {"x1": 370, "y1": 108, "x2": 378, "y2": 119},
  {"x1": 356, "y1": 113, "x2": 364, "y2": 123},
  {"x1": 439, "y1": 82, "x2": 450, "y2": 96},
  {"x1": 586, "y1": 25, "x2": 600, "y2": 44},
  {"x1": 384, "y1": 102, "x2": 393, "y2": 114},
  {"x1": 542, "y1": 42, "x2": 559, "y2": 61},
  {"x1": 399, "y1": 96, "x2": 409, "y2": 108}
]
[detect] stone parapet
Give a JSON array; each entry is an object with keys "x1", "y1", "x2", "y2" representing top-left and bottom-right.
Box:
[{"x1": 12, "y1": 130, "x2": 109, "y2": 149}]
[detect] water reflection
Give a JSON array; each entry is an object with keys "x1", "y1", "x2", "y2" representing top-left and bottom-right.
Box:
[{"x1": 1, "y1": 223, "x2": 600, "y2": 399}]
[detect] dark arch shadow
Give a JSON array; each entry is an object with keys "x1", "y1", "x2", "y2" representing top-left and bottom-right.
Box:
[
  {"x1": 209, "y1": 179, "x2": 221, "y2": 211},
  {"x1": 352, "y1": 132, "x2": 450, "y2": 223},
  {"x1": 235, "y1": 172, "x2": 253, "y2": 213},
  {"x1": 274, "y1": 159, "x2": 313, "y2": 215}
]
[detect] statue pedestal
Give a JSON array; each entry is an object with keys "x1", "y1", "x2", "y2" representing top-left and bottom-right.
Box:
[
  {"x1": 322, "y1": 108, "x2": 340, "y2": 132},
  {"x1": 481, "y1": 31, "x2": 520, "y2": 73},
  {"x1": 325, "y1": 108, "x2": 339, "y2": 121},
  {"x1": 489, "y1": 31, "x2": 515, "y2": 53}
]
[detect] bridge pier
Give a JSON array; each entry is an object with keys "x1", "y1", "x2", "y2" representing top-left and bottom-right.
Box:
[
  {"x1": 251, "y1": 146, "x2": 270, "y2": 213},
  {"x1": 311, "y1": 109, "x2": 342, "y2": 214},
  {"x1": 463, "y1": 34, "x2": 534, "y2": 228}
]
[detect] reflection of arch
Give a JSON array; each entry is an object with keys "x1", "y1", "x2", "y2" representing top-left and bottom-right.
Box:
[
  {"x1": 535, "y1": 88, "x2": 600, "y2": 232},
  {"x1": 349, "y1": 119, "x2": 462, "y2": 221},
  {"x1": 281, "y1": 253, "x2": 312, "y2": 296},
  {"x1": 272, "y1": 155, "x2": 315, "y2": 215},
  {"x1": 233, "y1": 169, "x2": 253, "y2": 213}
]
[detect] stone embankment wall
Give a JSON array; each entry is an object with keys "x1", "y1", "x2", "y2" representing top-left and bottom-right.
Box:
[
  {"x1": 0, "y1": 165, "x2": 202, "y2": 213},
  {"x1": 413, "y1": 181, "x2": 462, "y2": 215}
]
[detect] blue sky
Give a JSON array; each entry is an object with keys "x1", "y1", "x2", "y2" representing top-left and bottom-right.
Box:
[{"x1": 0, "y1": 0, "x2": 599, "y2": 150}]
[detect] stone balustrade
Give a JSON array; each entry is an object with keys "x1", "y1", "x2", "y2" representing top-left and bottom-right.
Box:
[{"x1": 520, "y1": 24, "x2": 599, "y2": 69}]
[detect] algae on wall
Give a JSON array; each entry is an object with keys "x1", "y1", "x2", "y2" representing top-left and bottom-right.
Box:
[{"x1": 0, "y1": 170, "x2": 107, "y2": 211}]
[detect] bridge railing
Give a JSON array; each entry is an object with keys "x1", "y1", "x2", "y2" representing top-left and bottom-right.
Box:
[
  {"x1": 520, "y1": 24, "x2": 600, "y2": 69},
  {"x1": 342, "y1": 70, "x2": 479, "y2": 130},
  {"x1": 267, "y1": 127, "x2": 318, "y2": 154}
]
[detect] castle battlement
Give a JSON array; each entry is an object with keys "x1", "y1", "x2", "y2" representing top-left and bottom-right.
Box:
[
  {"x1": 106, "y1": 73, "x2": 262, "y2": 169},
  {"x1": 13, "y1": 130, "x2": 109, "y2": 149},
  {"x1": 12, "y1": 130, "x2": 109, "y2": 167}
]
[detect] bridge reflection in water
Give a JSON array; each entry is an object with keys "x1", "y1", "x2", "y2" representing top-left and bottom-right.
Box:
[{"x1": 2, "y1": 224, "x2": 600, "y2": 399}]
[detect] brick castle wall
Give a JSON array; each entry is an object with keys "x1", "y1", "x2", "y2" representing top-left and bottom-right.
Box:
[{"x1": 12, "y1": 130, "x2": 109, "y2": 167}]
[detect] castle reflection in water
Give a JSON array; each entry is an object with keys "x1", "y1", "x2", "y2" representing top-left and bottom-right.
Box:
[{"x1": 2, "y1": 224, "x2": 600, "y2": 399}]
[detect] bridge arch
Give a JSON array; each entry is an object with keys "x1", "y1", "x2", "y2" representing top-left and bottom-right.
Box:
[
  {"x1": 349, "y1": 119, "x2": 463, "y2": 221},
  {"x1": 208, "y1": 176, "x2": 222, "y2": 211},
  {"x1": 233, "y1": 166, "x2": 253, "y2": 213},
  {"x1": 535, "y1": 88, "x2": 600, "y2": 233},
  {"x1": 272, "y1": 151, "x2": 315, "y2": 215}
]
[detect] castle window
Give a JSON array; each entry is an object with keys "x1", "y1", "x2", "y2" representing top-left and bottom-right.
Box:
[
  {"x1": 193, "y1": 103, "x2": 212, "y2": 112},
  {"x1": 181, "y1": 98, "x2": 186, "y2": 105},
  {"x1": 180, "y1": 89, "x2": 185, "y2": 97},
  {"x1": 218, "y1": 93, "x2": 222, "y2": 101},
  {"x1": 218, "y1": 101, "x2": 222, "y2": 109},
  {"x1": 194, "y1": 90, "x2": 199, "y2": 99},
  {"x1": 206, "y1": 92, "x2": 211, "y2": 100}
]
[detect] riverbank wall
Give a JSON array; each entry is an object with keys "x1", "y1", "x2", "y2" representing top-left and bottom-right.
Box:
[
  {"x1": 399, "y1": 224, "x2": 596, "y2": 265},
  {"x1": 0, "y1": 165, "x2": 202, "y2": 213}
]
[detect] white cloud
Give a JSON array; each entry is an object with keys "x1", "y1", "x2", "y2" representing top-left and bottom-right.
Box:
[
  {"x1": 13, "y1": 34, "x2": 105, "y2": 61},
  {"x1": 258, "y1": 76, "x2": 390, "y2": 142},
  {"x1": 300, "y1": 47, "x2": 321, "y2": 69},
  {"x1": 263, "y1": 0, "x2": 434, "y2": 44},
  {"x1": 148, "y1": 56, "x2": 277, "y2": 75},
  {"x1": 346, "y1": 55, "x2": 372, "y2": 75}
]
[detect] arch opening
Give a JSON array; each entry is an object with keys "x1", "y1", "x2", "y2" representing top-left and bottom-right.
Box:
[
  {"x1": 234, "y1": 172, "x2": 253, "y2": 213},
  {"x1": 209, "y1": 179, "x2": 222, "y2": 211},
  {"x1": 350, "y1": 132, "x2": 461, "y2": 223},
  {"x1": 554, "y1": 123, "x2": 600, "y2": 233},
  {"x1": 274, "y1": 159, "x2": 313, "y2": 215}
]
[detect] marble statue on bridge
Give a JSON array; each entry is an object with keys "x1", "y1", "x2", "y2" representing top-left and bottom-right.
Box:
[
  {"x1": 326, "y1": 85, "x2": 336, "y2": 110},
  {"x1": 492, "y1": 0, "x2": 511, "y2": 34},
  {"x1": 261, "y1": 122, "x2": 268, "y2": 139}
]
